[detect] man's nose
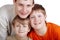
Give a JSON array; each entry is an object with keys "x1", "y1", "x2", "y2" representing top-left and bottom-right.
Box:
[{"x1": 23, "y1": 6, "x2": 27, "y2": 13}]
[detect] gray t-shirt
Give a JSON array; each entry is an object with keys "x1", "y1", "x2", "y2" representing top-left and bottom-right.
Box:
[{"x1": 0, "y1": 4, "x2": 16, "y2": 40}]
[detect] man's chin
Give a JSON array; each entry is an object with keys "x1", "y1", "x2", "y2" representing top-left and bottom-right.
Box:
[
  {"x1": 21, "y1": 15, "x2": 28, "y2": 17},
  {"x1": 22, "y1": 16, "x2": 27, "y2": 18},
  {"x1": 20, "y1": 16, "x2": 27, "y2": 19}
]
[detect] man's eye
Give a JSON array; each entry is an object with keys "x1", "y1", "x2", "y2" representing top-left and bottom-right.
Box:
[
  {"x1": 27, "y1": 5, "x2": 31, "y2": 7},
  {"x1": 19, "y1": 4, "x2": 23, "y2": 6}
]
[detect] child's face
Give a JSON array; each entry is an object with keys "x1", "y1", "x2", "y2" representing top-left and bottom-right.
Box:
[
  {"x1": 30, "y1": 10, "x2": 46, "y2": 30},
  {"x1": 14, "y1": 21, "x2": 30, "y2": 37}
]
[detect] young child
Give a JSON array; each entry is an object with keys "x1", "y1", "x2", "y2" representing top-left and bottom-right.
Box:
[
  {"x1": 29, "y1": 4, "x2": 60, "y2": 40},
  {"x1": 7, "y1": 15, "x2": 32, "y2": 40}
]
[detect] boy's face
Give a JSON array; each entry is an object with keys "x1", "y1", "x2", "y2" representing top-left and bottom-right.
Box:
[
  {"x1": 30, "y1": 10, "x2": 46, "y2": 30},
  {"x1": 14, "y1": 0, "x2": 34, "y2": 19},
  {"x1": 14, "y1": 21, "x2": 30, "y2": 37}
]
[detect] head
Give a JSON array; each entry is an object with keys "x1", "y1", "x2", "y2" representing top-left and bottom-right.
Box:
[
  {"x1": 13, "y1": 0, "x2": 34, "y2": 19},
  {"x1": 12, "y1": 15, "x2": 31, "y2": 37},
  {"x1": 30, "y1": 4, "x2": 46, "y2": 30}
]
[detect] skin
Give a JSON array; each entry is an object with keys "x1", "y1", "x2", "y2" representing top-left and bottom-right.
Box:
[
  {"x1": 30, "y1": 10, "x2": 47, "y2": 36},
  {"x1": 13, "y1": 0, "x2": 34, "y2": 19},
  {"x1": 14, "y1": 21, "x2": 30, "y2": 38}
]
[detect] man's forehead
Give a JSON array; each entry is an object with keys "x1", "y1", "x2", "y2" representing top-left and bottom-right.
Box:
[
  {"x1": 17, "y1": 0, "x2": 33, "y2": 4},
  {"x1": 20, "y1": 0, "x2": 31, "y2": 1}
]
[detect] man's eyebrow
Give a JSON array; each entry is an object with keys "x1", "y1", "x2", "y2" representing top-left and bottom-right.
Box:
[{"x1": 24, "y1": 0, "x2": 29, "y2": 1}]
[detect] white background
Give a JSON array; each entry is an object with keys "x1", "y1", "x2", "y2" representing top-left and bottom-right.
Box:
[{"x1": 0, "y1": 0, "x2": 60, "y2": 25}]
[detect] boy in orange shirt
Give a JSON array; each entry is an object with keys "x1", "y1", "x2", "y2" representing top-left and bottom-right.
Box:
[{"x1": 29, "y1": 4, "x2": 60, "y2": 40}]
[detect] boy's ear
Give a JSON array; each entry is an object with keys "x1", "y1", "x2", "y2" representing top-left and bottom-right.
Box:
[
  {"x1": 28, "y1": 29, "x2": 30, "y2": 32},
  {"x1": 45, "y1": 15, "x2": 47, "y2": 21},
  {"x1": 45, "y1": 15, "x2": 47, "y2": 18}
]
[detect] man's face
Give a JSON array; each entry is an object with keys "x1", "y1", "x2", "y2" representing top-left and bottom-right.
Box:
[{"x1": 14, "y1": 0, "x2": 34, "y2": 19}]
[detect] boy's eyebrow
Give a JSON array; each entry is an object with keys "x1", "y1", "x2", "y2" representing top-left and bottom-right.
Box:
[
  {"x1": 22, "y1": 23, "x2": 28, "y2": 25},
  {"x1": 19, "y1": 22, "x2": 28, "y2": 25}
]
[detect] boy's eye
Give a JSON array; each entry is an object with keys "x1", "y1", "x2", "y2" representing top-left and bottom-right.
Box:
[
  {"x1": 17, "y1": 26, "x2": 19, "y2": 27},
  {"x1": 16, "y1": 25, "x2": 20, "y2": 27},
  {"x1": 23, "y1": 25, "x2": 28, "y2": 27},
  {"x1": 27, "y1": 5, "x2": 31, "y2": 7},
  {"x1": 23, "y1": 25, "x2": 26, "y2": 27},
  {"x1": 30, "y1": 16, "x2": 35, "y2": 19},
  {"x1": 38, "y1": 15, "x2": 41, "y2": 17}
]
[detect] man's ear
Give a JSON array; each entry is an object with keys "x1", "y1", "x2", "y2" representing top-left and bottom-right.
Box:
[
  {"x1": 32, "y1": 4, "x2": 34, "y2": 8},
  {"x1": 13, "y1": 0, "x2": 16, "y2": 4}
]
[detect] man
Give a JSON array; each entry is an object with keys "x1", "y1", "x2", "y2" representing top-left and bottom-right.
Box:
[{"x1": 0, "y1": 0, "x2": 34, "y2": 40}]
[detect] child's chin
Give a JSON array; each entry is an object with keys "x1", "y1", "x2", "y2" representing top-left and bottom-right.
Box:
[{"x1": 18, "y1": 34, "x2": 24, "y2": 37}]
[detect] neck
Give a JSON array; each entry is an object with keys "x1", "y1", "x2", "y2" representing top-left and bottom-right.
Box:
[
  {"x1": 15, "y1": 35, "x2": 29, "y2": 40},
  {"x1": 34, "y1": 23, "x2": 47, "y2": 36}
]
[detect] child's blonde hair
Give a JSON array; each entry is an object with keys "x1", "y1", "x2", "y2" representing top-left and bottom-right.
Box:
[{"x1": 12, "y1": 15, "x2": 30, "y2": 28}]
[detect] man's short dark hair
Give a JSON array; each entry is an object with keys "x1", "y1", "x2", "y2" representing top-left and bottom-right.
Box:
[{"x1": 14, "y1": 0, "x2": 34, "y2": 4}]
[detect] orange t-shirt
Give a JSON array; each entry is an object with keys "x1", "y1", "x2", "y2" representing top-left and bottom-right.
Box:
[{"x1": 29, "y1": 22, "x2": 60, "y2": 40}]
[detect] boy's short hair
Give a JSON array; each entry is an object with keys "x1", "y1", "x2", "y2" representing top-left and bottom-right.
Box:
[
  {"x1": 12, "y1": 15, "x2": 30, "y2": 28},
  {"x1": 31, "y1": 4, "x2": 46, "y2": 16}
]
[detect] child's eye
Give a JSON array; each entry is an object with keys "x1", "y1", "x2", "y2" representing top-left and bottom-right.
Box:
[
  {"x1": 16, "y1": 25, "x2": 20, "y2": 27},
  {"x1": 17, "y1": 26, "x2": 19, "y2": 27},
  {"x1": 23, "y1": 25, "x2": 26, "y2": 27},
  {"x1": 38, "y1": 15, "x2": 41, "y2": 17},
  {"x1": 30, "y1": 16, "x2": 35, "y2": 19}
]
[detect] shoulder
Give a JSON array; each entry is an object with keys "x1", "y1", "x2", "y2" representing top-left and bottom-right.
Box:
[
  {"x1": 46, "y1": 22, "x2": 60, "y2": 33},
  {"x1": 46, "y1": 22, "x2": 60, "y2": 27},
  {"x1": 47, "y1": 22, "x2": 60, "y2": 33},
  {"x1": 0, "y1": 4, "x2": 13, "y2": 16},
  {"x1": 46, "y1": 22, "x2": 60, "y2": 39},
  {"x1": 0, "y1": 4, "x2": 14, "y2": 21},
  {"x1": 0, "y1": 4, "x2": 13, "y2": 10}
]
